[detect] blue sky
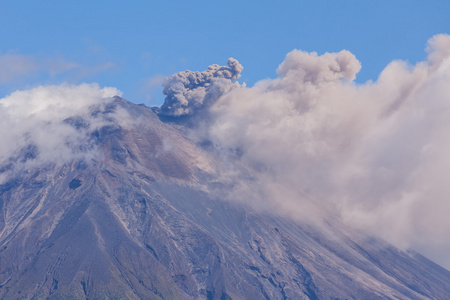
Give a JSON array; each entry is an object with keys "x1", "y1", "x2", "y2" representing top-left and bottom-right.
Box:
[{"x1": 0, "y1": 0, "x2": 449, "y2": 105}]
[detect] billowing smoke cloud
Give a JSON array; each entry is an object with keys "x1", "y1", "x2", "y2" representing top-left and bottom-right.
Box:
[
  {"x1": 0, "y1": 83, "x2": 122, "y2": 181},
  {"x1": 160, "y1": 58, "x2": 243, "y2": 116},
  {"x1": 204, "y1": 34, "x2": 450, "y2": 268}
]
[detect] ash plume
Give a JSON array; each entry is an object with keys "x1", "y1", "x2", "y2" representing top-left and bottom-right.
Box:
[{"x1": 160, "y1": 58, "x2": 243, "y2": 116}]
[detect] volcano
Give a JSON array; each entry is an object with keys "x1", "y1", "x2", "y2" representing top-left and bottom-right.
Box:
[{"x1": 0, "y1": 97, "x2": 449, "y2": 300}]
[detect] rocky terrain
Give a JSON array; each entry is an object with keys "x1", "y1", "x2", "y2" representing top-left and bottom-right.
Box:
[{"x1": 0, "y1": 97, "x2": 449, "y2": 299}]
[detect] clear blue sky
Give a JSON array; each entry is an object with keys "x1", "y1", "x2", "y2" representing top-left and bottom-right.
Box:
[{"x1": 0, "y1": 0, "x2": 449, "y2": 105}]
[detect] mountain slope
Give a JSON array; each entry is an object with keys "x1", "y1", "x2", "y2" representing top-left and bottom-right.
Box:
[{"x1": 0, "y1": 98, "x2": 449, "y2": 299}]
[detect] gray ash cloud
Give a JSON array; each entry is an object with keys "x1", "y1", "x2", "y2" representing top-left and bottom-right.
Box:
[{"x1": 160, "y1": 58, "x2": 243, "y2": 116}]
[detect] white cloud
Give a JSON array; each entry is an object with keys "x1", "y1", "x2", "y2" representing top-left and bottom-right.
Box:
[{"x1": 0, "y1": 83, "x2": 122, "y2": 175}]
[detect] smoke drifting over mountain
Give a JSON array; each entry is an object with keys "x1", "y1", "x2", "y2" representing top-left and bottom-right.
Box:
[
  {"x1": 206, "y1": 34, "x2": 450, "y2": 268},
  {"x1": 2, "y1": 34, "x2": 450, "y2": 269},
  {"x1": 160, "y1": 58, "x2": 243, "y2": 116}
]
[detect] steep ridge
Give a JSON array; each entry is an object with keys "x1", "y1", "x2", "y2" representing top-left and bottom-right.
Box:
[{"x1": 0, "y1": 98, "x2": 449, "y2": 299}]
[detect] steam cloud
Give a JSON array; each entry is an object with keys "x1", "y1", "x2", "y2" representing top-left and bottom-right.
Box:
[
  {"x1": 203, "y1": 34, "x2": 450, "y2": 268},
  {"x1": 160, "y1": 58, "x2": 243, "y2": 116}
]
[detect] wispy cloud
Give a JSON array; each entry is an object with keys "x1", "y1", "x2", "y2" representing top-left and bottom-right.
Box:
[
  {"x1": 0, "y1": 52, "x2": 115, "y2": 89},
  {"x1": 0, "y1": 53, "x2": 40, "y2": 84},
  {"x1": 138, "y1": 74, "x2": 166, "y2": 104}
]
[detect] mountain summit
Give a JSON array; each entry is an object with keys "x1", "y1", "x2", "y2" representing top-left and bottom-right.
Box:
[{"x1": 0, "y1": 96, "x2": 449, "y2": 299}]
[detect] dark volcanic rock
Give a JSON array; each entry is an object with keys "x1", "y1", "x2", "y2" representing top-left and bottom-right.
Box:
[
  {"x1": 69, "y1": 178, "x2": 82, "y2": 190},
  {"x1": 0, "y1": 98, "x2": 449, "y2": 299}
]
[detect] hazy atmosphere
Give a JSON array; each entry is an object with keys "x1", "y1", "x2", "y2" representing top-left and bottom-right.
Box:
[{"x1": 2, "y1": 0, "x2": 450, "y2": 272}]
